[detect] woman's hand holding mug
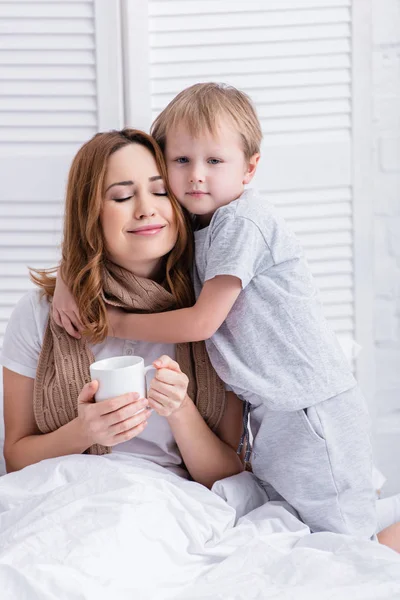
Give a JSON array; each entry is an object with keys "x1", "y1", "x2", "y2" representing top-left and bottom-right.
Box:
[{"x1": 77, "y1": 382, "x2": 152, "y2": 448}]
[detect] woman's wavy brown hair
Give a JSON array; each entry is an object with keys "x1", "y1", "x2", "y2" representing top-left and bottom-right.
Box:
[{"x1": 30, "y1": 129, "x2": 194, "y2": 344}]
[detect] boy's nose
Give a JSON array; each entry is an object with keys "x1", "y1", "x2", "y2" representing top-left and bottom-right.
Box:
[
  {"x1": 189, "y1": 174, "x2": 204, "y2": 184},
  {"x1": 189, "y1": 165, "x2": 204, "y2": 183}
]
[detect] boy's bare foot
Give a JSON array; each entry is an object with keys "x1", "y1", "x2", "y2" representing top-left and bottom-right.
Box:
[{"x1": 377, "y1": 521, "x2": 400, "y2": 553}]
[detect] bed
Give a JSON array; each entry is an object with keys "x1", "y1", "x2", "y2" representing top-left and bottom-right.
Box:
[
  {"x1": 1, "y1": 452, "x2": 400, "y2": 600},
  {"x1": 1, "y1": 353, "x2": 400, "y2": 600}
]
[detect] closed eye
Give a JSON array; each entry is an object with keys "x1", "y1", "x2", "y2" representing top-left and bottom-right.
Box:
[
  {"x1": 112, "y1": 196, "x2": 132, "y2": 203},
  {"x1": 153, "y1": 192, "x2": 168, "y2": 196}
]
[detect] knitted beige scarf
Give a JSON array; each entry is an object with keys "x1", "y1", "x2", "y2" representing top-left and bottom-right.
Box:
[{"x1": 34, "y1": 261, "x2": 226, "y2": 455}]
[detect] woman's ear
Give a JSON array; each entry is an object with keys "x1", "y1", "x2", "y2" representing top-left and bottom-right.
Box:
[{"x1": 243, "y1": 153, "x2": 260, "y2": 184}]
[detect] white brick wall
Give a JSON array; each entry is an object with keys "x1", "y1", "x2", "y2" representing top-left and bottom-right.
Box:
[{"x1": 371, "y1": 0, "x2": 400, "y2": 495}]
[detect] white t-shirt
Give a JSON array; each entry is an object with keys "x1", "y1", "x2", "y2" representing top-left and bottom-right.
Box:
[{"x1": 0, "y1": 289, "x2": 188, "y2": 478}]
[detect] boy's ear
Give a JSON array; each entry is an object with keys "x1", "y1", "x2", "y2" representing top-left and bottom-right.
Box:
[{"x1": 243, "y1": 153, "x2": 260, "y2": 184}]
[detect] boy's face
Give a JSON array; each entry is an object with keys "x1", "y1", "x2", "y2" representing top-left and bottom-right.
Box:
[{"x1": 164, "y1": 119, "x2": 259, "y2": 225}]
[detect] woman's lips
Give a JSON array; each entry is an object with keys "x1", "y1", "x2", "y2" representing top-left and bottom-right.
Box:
[{"x1": 129, "y1": 225, "x2": 166, "y2": 236}]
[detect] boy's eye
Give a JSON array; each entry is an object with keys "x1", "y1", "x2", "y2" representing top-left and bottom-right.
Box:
[
  {"x1": 208, "y1": 158, "x2": 222, "y2": 165},
  {"x1": 175, "y1": 157, "x2": 189, "y2": 164}
]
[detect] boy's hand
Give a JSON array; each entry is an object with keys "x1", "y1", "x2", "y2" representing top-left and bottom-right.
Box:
[
  {"x1": 106, "y1": 305, "x2": 125, "y2": 338},
  {"x1": 53, "y1": 270, "x2": 83, "y2": 339},
  {"x1": 147, "y1": 355, "x2": 190, "y2": 417}
]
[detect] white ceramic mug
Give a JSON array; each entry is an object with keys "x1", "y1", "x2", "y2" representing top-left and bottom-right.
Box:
[{"x1": 89, "y1": 355, "x2": 155, "y2": 402}]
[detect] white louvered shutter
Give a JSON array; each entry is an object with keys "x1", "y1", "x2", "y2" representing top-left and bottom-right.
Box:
[
  {"x1": 0, "y1": 0, "x2": 123, "y2": 348},
  {"x1": 125, "y1": 0, "x2": 355, "y2": 349}
]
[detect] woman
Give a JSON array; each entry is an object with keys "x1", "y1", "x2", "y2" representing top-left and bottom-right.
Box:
[{"x1": 1, "y1": 129, "x2": 244, "y2": 488}]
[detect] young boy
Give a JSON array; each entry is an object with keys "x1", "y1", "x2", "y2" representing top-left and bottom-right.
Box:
[{"x1": 54, "y1": 83, "x2": 377, "y2": 538}]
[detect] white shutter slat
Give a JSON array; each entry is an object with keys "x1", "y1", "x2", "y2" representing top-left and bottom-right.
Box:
[
  {"x1": 149, "y1": 1, "x2": 351, "y2": 17},
  {"x1": 0, "y1": 128, "x2": 96, "y2": 142},
  {"x1": 265, "y1": 186, "x2": 351, "y2": 205},
  {"x1": 245, "y1": 85, "x2": 350, "y2": 105},
  {"x1": 0, "y1": 2, "x2": 93, "y2": 18},
  {"x1": 150, "y1": 38, "x2": 351, "y2": 64},
  {"x1": 278, "y1": 202, "x2": 351, "y2": 219},
  {"x1": 0, "y1": 201, "x2": 63, "y2": 216},
  {"x1": 152, "y1": 55, "x2": 351, "y2": 79},
  {"x1": 327, "y1": 318, "x2": 353, "y2": 333},
  {"x1": 306, "y1": 246, "x2": 352, "y2": 261},
  {"x1": 2, "y1": 218, "x2": 62, "y2": 232},
  {"x1": 258, "y1": 100, "x2": 351, "y2": 118},
  {"x1": 152, "y1": 70, "x2": 350, "y2": 96},
  {"x1": 0, "y1": 247, "x2": 60, "y2": 261},
  {"x1": 0, "y1": 262, "x2": 55, "y2": 276},
  {"x1": 0, "y1": 233, "x2": 60, "y2": 246},
  {"x1": 318, "y1": 289, "x2": 353, "y2": 304},
  {"x1": 323, "y1": 304, "x2": 353, "y2": 319},
  {"x1": 0, "y1": 18, "x2": 94, "y2": 34},
  {"x1": 151, "y1": 39, "x2": 351, "y2": 63},
  {"x1": 308, "y1": 260, "x2": 352, "y2": 275},
  {"x1": 287, "y1": 216, "x2": 352, "y2": 233},
  {"x1": 0, "y1": 112, "x2": 96, "y2": 127},
  {"x1": 150, "y1": 8, "x2": 350, "y2": 31},
  {"x1": 0, "y1": 35, "x2": 94, "y2": 50},
  {"x1": 0, "y1": 49, "x2": 94, "y2": 65},
  {"x1": 150, "y1": 24, "x2": 350, "y2": 48},
  {"x1": 316, "y1": 274, "x2": 352, "y2": 290},
  {"x1": 263, "y1": 132, "x2": 349, "y2": 145},
  {"x1": 0, "y1": 97, "x2": 97, "y2": 111},
  {"x1": 0, "y1": 277, "x2": 42, "y2": 291},
  {"x1": 297, "y1": 231, "x2": 352, "y2": 247},
  {"x1": 0, "y1": 65, "x2": 95, "y2": 80},
  {"x1": 1, "y1": 143, "x2": 80, "y2": 155},
  {"x1": 262, "y1": 114, "x2": 350, "y2": 133},
  {"x1": 153, "y1": 86, "x2": 350, "y2": 113},
  {"x1": 2, "y1": 81, "x2": 95, "y2": 95}
]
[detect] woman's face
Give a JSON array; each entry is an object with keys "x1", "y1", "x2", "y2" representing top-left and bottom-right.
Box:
[{"x1": 101, "y1": 143, "x2": 178, "y2": 279}]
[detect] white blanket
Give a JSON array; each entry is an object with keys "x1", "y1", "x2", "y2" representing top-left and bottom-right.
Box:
[{"x1": 1, "y1": 453, "x2": 399, "y2": 600}]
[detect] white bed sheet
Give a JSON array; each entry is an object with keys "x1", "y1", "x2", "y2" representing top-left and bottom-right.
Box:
[{"x1": 0, "y1": 452, "x2": 399, "y2": 600}]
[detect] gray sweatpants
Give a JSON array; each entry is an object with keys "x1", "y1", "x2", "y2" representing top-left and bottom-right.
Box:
[{"x1": 250, "y1": 385, "x2": 377, "y2": 538}]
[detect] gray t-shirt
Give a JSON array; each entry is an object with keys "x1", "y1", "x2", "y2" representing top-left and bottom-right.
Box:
[{"x1": 193, "y1": 189, "x2": 355, "y2": 411}]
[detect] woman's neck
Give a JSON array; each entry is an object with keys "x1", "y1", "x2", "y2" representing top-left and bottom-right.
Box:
[{"x1": 107, "y1": 257, "x2": 165, "y2": 282}]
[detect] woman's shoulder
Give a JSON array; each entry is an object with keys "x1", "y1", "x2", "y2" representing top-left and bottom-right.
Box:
[
  {"x1": 1, "y1": 289, "x2": 50, "y2": 379},
  {"x1": 12, "y1": 288, "x2": 50, "y2": 326}
]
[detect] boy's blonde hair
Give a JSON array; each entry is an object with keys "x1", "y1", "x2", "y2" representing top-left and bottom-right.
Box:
[{"x1": 151, "y1": 82, "x2": 262, "y2": 161}]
